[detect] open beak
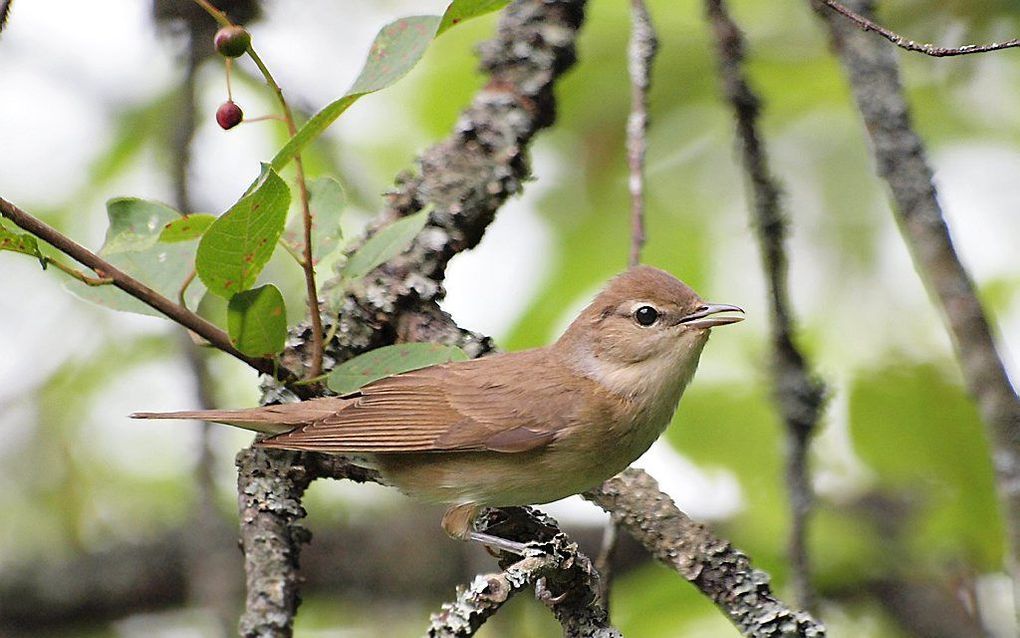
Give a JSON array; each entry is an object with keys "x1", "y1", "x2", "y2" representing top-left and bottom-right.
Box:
[{"x1": 677, "y1": 303, "x2": 744, "y2": 329}]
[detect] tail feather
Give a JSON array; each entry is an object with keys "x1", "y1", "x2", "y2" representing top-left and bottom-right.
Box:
[
  {"x1": 131, "y1": 409, "x2": 292, "y2": 435},
  {"x1": 131, "y1": 398, "x2": 347, "y2": 436}
]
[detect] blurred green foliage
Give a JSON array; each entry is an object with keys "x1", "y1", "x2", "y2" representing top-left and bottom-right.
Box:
[{"x1": 2, "y1": 0, "x2": 1018, "y2": 636}]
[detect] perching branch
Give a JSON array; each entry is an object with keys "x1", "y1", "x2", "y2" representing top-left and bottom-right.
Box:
[
  {"x1": 585, "y1": 469, "x2": 826, "y2": 637},
  {"x1": 815, "y1": 0, "x2": 1020, "y2": 624},
  {"x1": 626, "y1": 0, "x2": 657, "y2": 268},
  {"x1": 236, "y1": 1, "x2": 586, "y2": 635},
  {"x1": 0, "y1": 196, "x2": 278, "y2": 378},
  {"x1": 818, "y1": 0, "x2": 1020, "y2": 57},
  {"x1": 705, "y1": 0, "x2": 826, "y2": 613},
  {"x1": 429, "y1": 508, "x2": 619, "y2": 638},
  {"x1": 427, "y1": 554, "x2": 566, "y2": 637}
]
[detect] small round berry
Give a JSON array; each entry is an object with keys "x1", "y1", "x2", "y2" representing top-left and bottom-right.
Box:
[
  {"x1": 216, "y1": 101, "x2": 243, "y2": 130},
  {"x1": 213, "y1": 25, "x2": 251, "y2": 58}
]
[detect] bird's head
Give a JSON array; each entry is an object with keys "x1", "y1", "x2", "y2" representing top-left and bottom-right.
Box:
[{"x1": 557, "y1": 266, "x2": 743, "y2": 373}]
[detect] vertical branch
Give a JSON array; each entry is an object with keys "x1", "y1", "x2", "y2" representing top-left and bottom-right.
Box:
[
  {"x1": 236, "y1": 448, "x2": 313, "y2": 638},
  {"x1": 815, "y1": 0, "x2": 1020, "y2": 625},
  {"x1": 626, "y1": 0, "x2": 657, "y2": 268},
  {"x1": 705, "y1": 0, "x2": 826, "y2": 612}
]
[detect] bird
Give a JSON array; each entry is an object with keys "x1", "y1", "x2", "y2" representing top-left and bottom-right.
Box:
[{"x1": 133, "y1": 266, "x2": 743, "y2": 553}]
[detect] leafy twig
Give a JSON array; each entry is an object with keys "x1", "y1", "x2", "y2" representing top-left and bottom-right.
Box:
[
  {"x1": 705, "y1": 0, "x2": 826, "y2": 612},
  {"x1": 626, "y1": 0, "x2": 657, "y2": 268},
  {"x1": 246, "y1": 48, "x2": 325, "y2": 378},
  {"x1": 192, "y1": 0, "x2": 325, "y2": 379},
  {"x1": 0, "y1": 196, "x2": 278, "y2": 378},
  {"x1": 817, "y1": 0, "x2": 1020, "y2": 57}
]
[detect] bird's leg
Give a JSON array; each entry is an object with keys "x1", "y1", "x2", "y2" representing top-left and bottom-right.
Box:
[{"x1": 442, "y1": 503, "x2": 529, "y2": 555}]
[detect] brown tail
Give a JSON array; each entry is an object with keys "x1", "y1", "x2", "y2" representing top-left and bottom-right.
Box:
[{"x1": 131, "y1": 397, "x2": 347, "y2": 436}]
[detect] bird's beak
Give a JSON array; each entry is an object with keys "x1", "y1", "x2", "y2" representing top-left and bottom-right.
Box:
[{"x1": 677, "y1": 303, "x2": 744, "y2": 329}]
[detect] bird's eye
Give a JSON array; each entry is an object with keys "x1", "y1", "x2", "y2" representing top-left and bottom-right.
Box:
[{"x1": 634, "y1": 305, "x2": 659, "y2": 326}]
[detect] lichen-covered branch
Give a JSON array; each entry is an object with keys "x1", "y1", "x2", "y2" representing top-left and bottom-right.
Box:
[
  {"x1": 237, "y1": 1, "x2": 587, "y2": 635},
  {"x1": 426, "y1": 509, "x2": 621, "y2": 638},
  {"x1": 426, "y1": 554, "x2": 563, "y2": 638},
  {"x1": 586, "y1": 469, "x2": 825, "y2": 637},
  {"x1": 476, "y1": 507, "x2": 620, "y2": 637},
  {"x1": 814, "y1": 0, "x2": 1020, "y2": 623},
  {"x1": 705, "y1": 0, "x2": 826, "y2": 613}
]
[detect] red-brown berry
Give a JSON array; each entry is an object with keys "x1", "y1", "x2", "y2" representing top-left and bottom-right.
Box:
[
  {"x1": 213, "y1": 25, "x2": 251, "y2": 58},
  {"x1": 216, "y1": 101, "x2": 243, "y2": 130}
]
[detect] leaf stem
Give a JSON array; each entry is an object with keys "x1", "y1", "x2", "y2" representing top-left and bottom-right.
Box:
[
  {"x1": 179, "y1": 269, "x2": 197, "y2": 307},
  {"x1": 44, "y1": 256, "x2": 114, "y2": 286},
  {"x1": 191, "y1": 0, "x2": 232, "y2": 28},
  {"x1": 246, "y1": 50, "x2": 325, "y2": 380}
]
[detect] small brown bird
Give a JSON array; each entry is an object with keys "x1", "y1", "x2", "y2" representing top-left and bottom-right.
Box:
[{"x1": 134, "y1": 266, "x2": 743, "y2": 552}]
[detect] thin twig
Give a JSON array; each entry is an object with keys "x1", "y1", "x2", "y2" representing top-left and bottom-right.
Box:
[
  {"x1": 816, "y1": 0, "x2": 1020, "y2": 628},
  {"x1": 246, "y1": 49, "x2": 324, "y2": 380},
  {"x1": 593, "y1": 520, "x2": 620, "y2": 614},
  {"x1": 43, "y1": 257, "x2": 114, "y2": 286},
  {"x1": 626, "y1": 0, "x2": 657, "y2": 268},
  {"x1": 191, "y1": 0, "x2": 325, "y2": 379},
  {"x1": 0, "y1": 196, "x2": 277, "y2": 377},
  {"x1": 705, "y1": 0, "x2": 826, "y2": 613},
  {"x1": 818, "y1": 0, "x2": 1020, "y2": 57}
]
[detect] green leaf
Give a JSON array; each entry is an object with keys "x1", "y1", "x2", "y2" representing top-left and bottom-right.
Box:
[
  {"x1": 102, "y1": 198, "x2": 181, "y2": 253},
  {"x1": 328, "y1": 343, "x2": 469, "y2": 394},
  {"x1": 271, "y1": 0, "x2": 508, "y2": 171},
  {"x1": 70, "y1": 198, "x2": 204, "y2": 316},
  {"x1": 849, "y1": 362, "x2": 1003, "y2": 568},
  {"x1": 196, "y1": 166, "x2": 290, "y2": 298},
  {"x1": 339, "y1": 210, "x2": 428, "y2": 281},
  {"x1": 227, "y1": 284, "x2": 287, "y2": 358},
  {"x1": 437, "y1": 0, "x2": 510, "y2": 35},
  {"x1": 72, "y1": 243, "x2": 204, "y2": 316},
  {"x1": 159, "y1": 213, "x2": 216, "y2": 243},
  {"x1": 282, "y1": 177, "x2": 345, "y2": 262},
  {"x1": 271, "y1": 96, "x2": 359, "y2": 173},
  {"x1": 0, "y1": 220, "x2": 44, "y2": 264},
  {"x1": 348, "y1": 16, "x2": 443, "y2": 95}
]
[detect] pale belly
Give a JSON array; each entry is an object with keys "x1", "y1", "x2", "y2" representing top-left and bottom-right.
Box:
[{"x1": 374, "y1": 411, "x2": 670, "y2": 507}]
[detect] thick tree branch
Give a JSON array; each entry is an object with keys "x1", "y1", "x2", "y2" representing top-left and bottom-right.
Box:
[
  {"x1": 236, "y1": 1, "x2": 587, "y2": 635},
  {"x1": 818, "y1": 0, "x2": 1020, "y2": 57},
  {"x1": 0, "y1": 197, "x2": 278, "y2": 378},
  {"x1": 585, "y1": 469, "x2": 826, "y2": 637},
  {"x1": 705, "y1": 0, "x2": 826, "y2": 613},
  {"x1": 815, "y1": 0, "x2": 1020, "y2": 624}
]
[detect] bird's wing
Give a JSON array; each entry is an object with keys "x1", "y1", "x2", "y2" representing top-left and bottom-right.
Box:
[{"x1": 260, "y1": 350, "x2": 578, "y2": 455}]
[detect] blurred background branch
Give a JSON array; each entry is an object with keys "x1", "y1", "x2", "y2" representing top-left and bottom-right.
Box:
[
  {"x1": 816, "y1": 0, "x2": 1020, "y2": 630},
  {"x1": 705, "y1": 0, "x2": 827, "y2": 613}
]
